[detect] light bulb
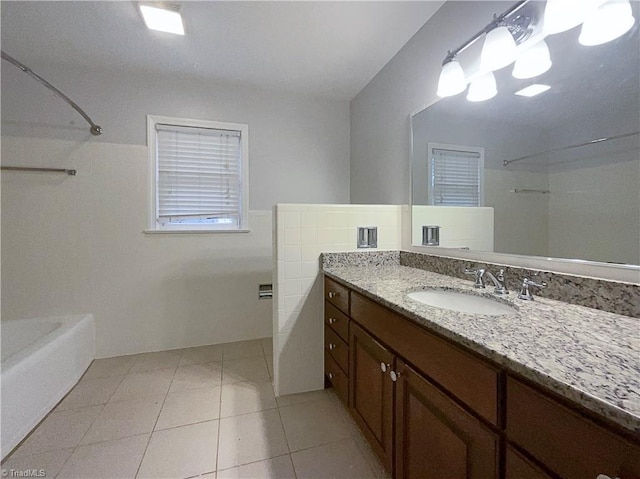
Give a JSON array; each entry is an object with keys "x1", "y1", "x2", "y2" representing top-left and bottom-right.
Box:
[
  {"x1": 480, "y1": 26, "x2": 517, "y2": 72},
  {"x1": 466, "y1": 72, "x2": 497, "y2": 102},
  {"x1": 512, "y1": 40, "x2": 553, "y2": 79},
  {"x1": 436, "y1": 60, "x2": 467, "y2": 98},
  {"x1": 579, "y1": 0, "x2": 636, "y2": 46}
]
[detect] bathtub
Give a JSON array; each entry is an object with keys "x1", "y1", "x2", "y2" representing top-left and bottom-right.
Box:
[{"x1": 1, "y1": 315, "x2": 95, "y2": 459}]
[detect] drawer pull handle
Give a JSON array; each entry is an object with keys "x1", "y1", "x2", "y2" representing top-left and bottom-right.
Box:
[
  {"x1": 328, "y1": 291, "x2": 338, "y2": 299},
  {"x1": 596, "y1": 475, "x2": 619, "y2": 479},
  {"x1": 328, "y1": 317, "x2": 337, "y2": 324},
  {"x1": 390, "y1": 371, "x2": 400, "y2": 382},
  {"x1": 328, "y1": 372, "x2": 334, "y2": 379},
  {"x1": 380, "y1": 362, "x2": 389, "y2": 373},
  {"x1": 328, "y1": 343, "x2": 336, "y2": 350}
]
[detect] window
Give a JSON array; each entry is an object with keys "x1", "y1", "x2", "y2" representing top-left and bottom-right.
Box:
[
  {"x1": 427, "y1": 143, "x2": 484, "y2": 207},
  {"x1": 147, "y1": 115, "x2": 249, "y2": 232}
]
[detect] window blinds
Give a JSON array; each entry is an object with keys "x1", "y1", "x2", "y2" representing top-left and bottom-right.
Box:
[
  {"x1": 430, "y1": 148, "x2": 482, "y2": 206},
  {"x1": 156, "y1": 123, "x2": 242, "y2": 227}
]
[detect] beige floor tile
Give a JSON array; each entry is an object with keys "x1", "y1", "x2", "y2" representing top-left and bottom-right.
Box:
[
  {"x1": 217, "y1": 409, "x2": 288, "y2": 470},
  {"x1": 83, "y1": 356, "x2": 137, "y2": 380},
  {"x1": 217, "y1": 455, "x2": 295, "y2": 479},
  {"x1": 110, "y1": 368, "x2": 174, "y2": 402},
  {"x1": 179, "y1": 344, "x2": 224, "y2": 367},
  {"x1": 220, "y1": 380, "x2": 276, "y2": 418},
  {"x1": 57, "y1": 375, "x2": 124, "y2": 411},
  {"x1": 353, "y1": 433, "x2": 391, "y2": 479},
  {"x1": 260, "y1": 337, "x2": 273, "y2": 358},
  {"x1": 57, "y1": 434, "x2": 149, "y2": 479},
  {"x1": 223, "y1": 340, "x2": 264, "y2": 360},
  {"x1": 80, "y1": 396, "x2": 164, "y2": 445},
  {"x1": 279, "y1": 395, "x2": 351, "y2": 452},
  {"x1": 137, "y1": 420, "x2": 218, "y2": 479},
  {"x1": 16, "y1": 405, "x2": 103, "y2": 456},
  {"x1": 130, "y1": 350, "x2": 182, "y2": 373},
  {"x1": 1, "y1": 448, "x2": 74, "y2": 478},
  {"x1": 291, "y1": 437, "x2": 375, "y2": 479},
  {"x1": 155, "y1": 387, "x2": 221, "y2": 430},
  {"x1": 170, "y1": 362, "x2": 223, "y2": 393},
  {"x1": 222, "y1": 357, "x2": 270, "y2": 385},
  {"x1": 275, "y1": 389, "x2": 328, "y2": 408}
]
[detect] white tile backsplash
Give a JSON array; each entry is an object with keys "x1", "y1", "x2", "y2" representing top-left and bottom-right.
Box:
[{"x1": 272, "y1": 204, "x2": 403, "y2": 396}]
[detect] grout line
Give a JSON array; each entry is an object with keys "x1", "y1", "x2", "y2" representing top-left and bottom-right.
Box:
[{"x1": 133, "y1": 361, "x2": 179, "y2": 479}]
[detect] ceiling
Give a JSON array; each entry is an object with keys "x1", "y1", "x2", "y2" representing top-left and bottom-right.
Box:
[{"x1": 1, "y1": 1, "x2": 444, "y2": 100}]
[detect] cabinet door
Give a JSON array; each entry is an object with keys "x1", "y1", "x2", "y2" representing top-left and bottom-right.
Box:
[
  {"x1": 349, "y1": 322, "x2": 394, "y2": 471},
  {"x1": 505, "y1": 446, "x2": 554, "y2": 479},
  {"x1": 395, "y1": 360, "x2": 499, "y2": 479}
]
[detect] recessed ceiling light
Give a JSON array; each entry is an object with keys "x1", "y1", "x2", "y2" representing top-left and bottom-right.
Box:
[
  {"x1": 140, "y1": 4, "x2": 185, "y2": 35},
  {"x1": 515, "y1": 84, "x2": 551, "y2": 97}
]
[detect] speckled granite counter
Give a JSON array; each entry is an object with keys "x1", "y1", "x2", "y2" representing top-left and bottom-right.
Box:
[{"x1": 322, "y1": 262, "x2": 640, "y2": 436}]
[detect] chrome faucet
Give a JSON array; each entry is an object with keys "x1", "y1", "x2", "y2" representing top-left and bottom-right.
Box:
[
  {"x1": 484, "y1": 269, "x2": 508, "y2": 294},
  {"x1": 518, "y1": 277, "x2": 547, "y2": 300},
  {"x1": 464, "y1": 268, "x2": 486, "y2": 288}
]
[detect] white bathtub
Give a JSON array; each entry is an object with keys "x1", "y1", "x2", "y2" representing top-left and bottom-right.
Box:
[{"x1": 1, "y1": 315, "x2": 95, "y2": 459}]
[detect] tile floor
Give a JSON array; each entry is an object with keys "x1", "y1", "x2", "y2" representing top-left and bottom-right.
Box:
[{"x1": 2, "y1": 338, "x2": 389, "y2": 479}]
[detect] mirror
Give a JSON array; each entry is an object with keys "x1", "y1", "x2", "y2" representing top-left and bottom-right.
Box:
[{"x1": 411, "y1": 2, "x2": 639, "y2": 267}]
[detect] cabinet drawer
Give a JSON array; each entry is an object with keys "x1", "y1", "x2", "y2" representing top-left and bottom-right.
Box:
[
  {"x1": 507, "y1": 377, "x2": 640, "y2": 479},
  {"x1": 351, "y1": 292, "x2": 499, "y2": 425},
  {"x1": 324, "y1": 301, "x2": 349, "y2": 343},
  {"x1": 325, "y1": 353, "x2": 348, "y2": 406},
  {"x1": 505, "y1": 446, "x2": 553, "y2": 479},
  {"x1": 325, "y1": 325, "x2": 349, "y2": 375},
  {"x1": 324, "y1": 276, "x2": 349, "y2": 314}
]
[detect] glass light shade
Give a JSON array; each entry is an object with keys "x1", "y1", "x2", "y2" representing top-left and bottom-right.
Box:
[
  {"x1": 543, "y1": 0, "x2": 608, "y2": 35},
  {"x1": 436, "y1": 60, "x2": 467, "y2": 97},
  {"x1": 480, "y1": 26, "x2": 517, "y2": 71},
  {"x1": 466, "y1": 72, "x2": 497, "y2": 102},
  {"x1": 512, "y1": 40, "x2": 553, "y2": 79},
  {"x1": 579, "y1": 0, "x2": 635, "y2": 46}
]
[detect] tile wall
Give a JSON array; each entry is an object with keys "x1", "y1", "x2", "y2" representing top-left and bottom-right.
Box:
[
  {"x1": 411, "y1": 205, "x2": 494, "y2": 250},
  {"x1": 272, "y1": 204, "x2": 402, "y2": 396}
]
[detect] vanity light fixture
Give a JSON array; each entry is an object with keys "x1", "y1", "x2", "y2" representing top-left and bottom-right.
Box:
[
  {"x1": 543, "y1": 0, "x2": 594, "y2": 35},
  {"x1": 514, "y1": 84, "x2": 551, "y2": 97},
  {"x1": 467, "y1": 72, "x2": 498, "y2": 102},
  {"x1": 480, "y1": 24, "x2": 518, "y2": 72},
  {"x1": 579, "y1": 0, "x2": 635, "y2": 46},
  {"x1": 512, "y1": 39, "x2": 552, "y2": 79},
  {"x1": 436, "y1": 58, "x2": 467, "y2": 98},
  {"x1": 140, "y1": 3, "x2": 185, "y2": 35}
]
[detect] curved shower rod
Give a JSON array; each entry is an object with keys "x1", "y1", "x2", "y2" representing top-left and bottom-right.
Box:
[{"x1": 1, "y1": 51, "x2": 103, "y2": 136}]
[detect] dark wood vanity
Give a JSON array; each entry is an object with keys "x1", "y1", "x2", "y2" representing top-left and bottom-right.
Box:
[{"x1": 323, "y1": 275, "x2": 640, "y2": 479}]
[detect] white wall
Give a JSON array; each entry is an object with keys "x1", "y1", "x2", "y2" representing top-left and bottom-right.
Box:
[
  {"x1": 273, "y1": 204, "x2": 402, "y2": 396},
  {"x1": 1, "y1": 63, "x2": 351, "y2": 357}
]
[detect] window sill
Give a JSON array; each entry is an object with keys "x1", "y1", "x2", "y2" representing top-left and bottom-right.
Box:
[{"x1": 143, "y1": 229, "x2": 251, "y2": 235}]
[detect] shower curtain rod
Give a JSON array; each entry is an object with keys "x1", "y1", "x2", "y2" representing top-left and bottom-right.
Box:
[
  {"x1": 1, "y1": 51, "x2": 103, "y2": 136},
  {"x1": 503, "y1": 131, "x2": 639, "y2": 167}
]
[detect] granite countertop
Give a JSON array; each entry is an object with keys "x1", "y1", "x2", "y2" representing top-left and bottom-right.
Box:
[{"x1": 323, "y1": 264, "x2": 640, "y2": 436}]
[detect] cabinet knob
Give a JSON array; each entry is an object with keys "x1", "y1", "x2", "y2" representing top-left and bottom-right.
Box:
[
  {"x1": 390, "y1": 371, "x2": 400, "y2": 382},
  {"x1": 328, "y1": 372, "x2": 334, "y2": 379},
  {"x1": 328, "y1": 343, "x2": 336, "y2": 350},
  {"x1": 328, "y1": 317, "x2": 337, "y2": 324},
  {"x1": 596, "y1": 475, "x2": 619, "y2": 479},
  {"x1": 328, "y1": 291, "x2": 338, "y2": 299},
  {"x1": 380, "y1": 362, "x2": 389, "y2": 373}
]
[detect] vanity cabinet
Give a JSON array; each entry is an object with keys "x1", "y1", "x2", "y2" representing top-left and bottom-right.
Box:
[
  {"x1": 322, "y1": 274, "x2": 640, "y2": 479},
  {"x1": 349, "y1": 322, "x2": 394, "y2": 471}
]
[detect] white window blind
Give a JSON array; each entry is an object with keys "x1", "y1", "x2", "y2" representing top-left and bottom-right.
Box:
[
  {"x1": 155, "y1": 123, "x2": 243, "y2": 228},
  {"x1": 429, "y1": 146, "x2": 483, "y2": 206}
]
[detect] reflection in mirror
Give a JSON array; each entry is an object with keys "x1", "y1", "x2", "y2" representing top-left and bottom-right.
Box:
[{"x1": 411, "y1": 1, "x2": 639, "y2": 266}]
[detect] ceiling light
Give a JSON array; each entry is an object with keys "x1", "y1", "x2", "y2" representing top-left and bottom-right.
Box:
[
  {"x1": 140, "y1": 4, "x2": 185, "y2": 35},
  {"x1": 466, "y1": 72, "x2": 497, "y2": 102},
  {"x1": 480, "y1": 25, "x2": 517, "y2": 72},
  {"x1": 515, "y1": 84, "x2": 551, "y2": 97},
  {"x1": 436, "y1": 60, "x2": 467, "y2": 98},
  {"x1": 512, "y1": 40, "x2": 552, "y2": 79},
  {"x1": 579, "y1": 0, "x2": 636, "y2": 46}
]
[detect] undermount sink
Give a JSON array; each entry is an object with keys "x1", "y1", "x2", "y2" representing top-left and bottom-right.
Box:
[{"x1": 406, "y1": 289, "x2": 517, "y2": 316}]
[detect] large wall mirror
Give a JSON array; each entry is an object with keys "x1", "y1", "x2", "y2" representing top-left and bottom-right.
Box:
[{"x1": 411, "y1": 1, "x2": 639, "y2": 268}]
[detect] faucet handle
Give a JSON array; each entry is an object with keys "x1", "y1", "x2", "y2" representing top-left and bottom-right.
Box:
[
  {"x1": 464, "y1": 267, "x2": 485, "y2": 288},
  {"x1": 518, "y1": 277, "x2": 547, "y2": 300}
]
